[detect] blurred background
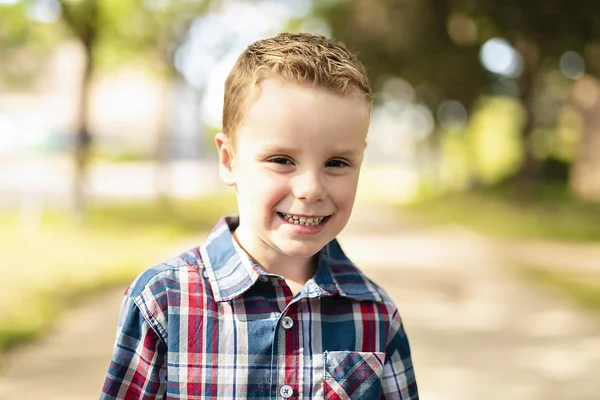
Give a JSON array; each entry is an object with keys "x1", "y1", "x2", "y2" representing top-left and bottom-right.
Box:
[{"x1": 1, "y1": 0, "x2": 600, "y2": 399}]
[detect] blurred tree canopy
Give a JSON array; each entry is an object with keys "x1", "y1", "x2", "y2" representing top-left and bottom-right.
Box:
[
  {"x1": 0, "y1": 1, "x2": 64, "y2": 89},
  {"x1": 457, "y1": 0, "x2": 600, "y2": 197},
  {"x1": 57, "y1": 0, "x2": 212, "y2": 216},
  {"x1": 316, "y1": 0, "x2": 600, "y2": 200},
  {"x1": 0, "y1": 0, "x2": 213, "y2": 217}
]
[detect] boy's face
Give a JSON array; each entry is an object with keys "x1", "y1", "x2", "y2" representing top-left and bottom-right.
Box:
[{"x1": 216, "y1": 78, "x2": 370, "y2": 265}]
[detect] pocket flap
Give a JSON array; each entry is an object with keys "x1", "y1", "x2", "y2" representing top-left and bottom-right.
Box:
[{"x1": 324, "y1": 351, "x2": 385, "y2": 381}]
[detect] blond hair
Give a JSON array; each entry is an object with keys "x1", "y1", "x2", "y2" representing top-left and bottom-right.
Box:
[{"x1": 222, "y1": 33, "x2": 372, "y2": 137}]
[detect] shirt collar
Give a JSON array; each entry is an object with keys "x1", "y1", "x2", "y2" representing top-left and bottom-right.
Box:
[{"x1": 200, "y1": 216, "x2": 383, "y2": 303}]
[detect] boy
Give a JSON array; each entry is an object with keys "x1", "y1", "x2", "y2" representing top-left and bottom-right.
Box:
[{"x1": 101, "y1": 33, "x2": 418, "y2": 399}]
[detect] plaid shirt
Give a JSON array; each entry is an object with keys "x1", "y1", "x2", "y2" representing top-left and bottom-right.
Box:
[{"x1": 101, "y1": 217, "x2": 418, "y2": 399}]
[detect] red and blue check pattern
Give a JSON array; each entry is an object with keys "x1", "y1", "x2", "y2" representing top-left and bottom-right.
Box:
[{"x1": 100, "y1": 216, "x2": 418, "y2": 399}]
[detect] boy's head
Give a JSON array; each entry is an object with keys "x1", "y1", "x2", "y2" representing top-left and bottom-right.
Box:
[
  {"x1": 222, "y1": 32, "x2": 372, "y2": 142},
  {"x1": 216, "y1": 33, "x2": 372, "y2": 270}
]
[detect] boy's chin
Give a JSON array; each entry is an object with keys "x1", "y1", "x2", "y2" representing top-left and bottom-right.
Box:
[{"x1": 275, "y1": 241, "x2": 327, "y2": 259}]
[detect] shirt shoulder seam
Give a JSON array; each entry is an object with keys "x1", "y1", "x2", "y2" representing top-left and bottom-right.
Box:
[
  {"x1": 129, "y1": 261, "x2": 205, "y2": 346},
  {"x1": 131, "y1": 293, "x2": 169, "y2": 346}
]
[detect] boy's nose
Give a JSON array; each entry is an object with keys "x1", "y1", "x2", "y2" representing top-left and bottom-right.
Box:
[{"x1": 292, "y1": 172, "x2": 326, "y2": 203}]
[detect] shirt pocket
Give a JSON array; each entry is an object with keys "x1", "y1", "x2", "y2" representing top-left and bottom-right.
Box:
[{"x1": 322, "y1": 351, "x2": 386, "y2": 400}]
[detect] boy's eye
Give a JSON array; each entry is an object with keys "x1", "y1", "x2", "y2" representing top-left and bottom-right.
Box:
[
  {"x1": 268, "y1": 157, "x2": 293, "y2": 165},
  {"x1": 326, "y1": 159, "x2": 350, "y2": 168}
]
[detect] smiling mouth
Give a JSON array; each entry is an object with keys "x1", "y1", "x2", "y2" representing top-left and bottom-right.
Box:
[{"x1": 278, "y1": 212, "x2": 330, "y2": 226}]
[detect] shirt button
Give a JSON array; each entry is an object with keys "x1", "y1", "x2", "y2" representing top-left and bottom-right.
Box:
[
  {"x1": 258, "y1": 275, "x2": 269, "y2": 282},
  {"x1": 202, "y1": 269, "x2": 208, "y2": 279},
  {"x1": 279, "y1": 384, "x2": 293, "y2": 398},
  {"x1": 281, "y1": 316, "x2": 294, "y2": 330}
]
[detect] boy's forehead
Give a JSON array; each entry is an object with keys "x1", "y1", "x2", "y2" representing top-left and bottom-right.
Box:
[
  {"x1": 235, "y1": 118, "x2": 368, "y2": 156},
  {"x1": 230, "y1": 77, "x2": 370, "y2": 146},
  {"x1": 251, "y1": 79, "x2": 368, "y2": 118},
  {"x1": 245, "y1": 77, "x2": 303, "y2": 109}
]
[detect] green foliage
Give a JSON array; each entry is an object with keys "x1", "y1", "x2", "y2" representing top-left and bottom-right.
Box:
[
  {"x1": 439, "y1": 129, "x2": 472, "y2": 190},
  {"x1": 314, "y1": 0, "x2": 489, "y2": 109},
  {"x1": 456, "y1": 0, "x2": 600, "y2": 70},
  {"x1": 433, "y1": 97, "x2": 525, "y2": 191},
  {"x1": 56, "y1": 0, "x2": 212, "y2": 76},
  {"x1": 0, "y1": 1, "x2": 63, "y2": 49},
  {"x1": 517, "y1": 266, "x2": 600, "y2": 318},
  {"x1": 0, "y1": 1, "x2": 66, "y2": 89},
  {"x1": 467, "y1": 96, "x2": 524, "y2": 184},
  {"x1": 84, "y1": 194, "x2": 237, "y2": 236},
  {"x1": 315, "y1": 0, "x2": 600, "y2": 193},
  {"x1": 553, "y1": 105, "x2": 584, "y2": 163},
  {"x1": 0, "y1": 0, "x2": 214, "y2": 82},
  {"x1": 92, "y1": 0, "x2": 211, "y2": 76},
  {"x1": 405, "y1": 185, "x2": 600, "y2": 242}
]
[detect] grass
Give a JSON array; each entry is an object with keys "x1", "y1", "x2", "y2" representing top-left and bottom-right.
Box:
[
  {"x1": 516, "y1": 265, "x2": 600, "y2": 317},
  {"x1": 0, "y1": 193, "x2": 237, "y2": 359},
  {"x1": 403, "y1": 184, "x2": 600, "y2": 242}
]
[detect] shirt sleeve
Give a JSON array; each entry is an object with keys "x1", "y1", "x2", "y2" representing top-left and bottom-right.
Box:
[
  {"x1": 381, "y1": 309, "x2": 419, "y2": 400},
  {"x1": 100, "y1": 294, "x2": 168, "y2": 399}
]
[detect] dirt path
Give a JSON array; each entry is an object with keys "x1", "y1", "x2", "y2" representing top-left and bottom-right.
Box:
[
  {"x1": 0, "y1": 288, "x2": 124, "y2": 400},
  {"x1": 1, "y1": 204, "x2": 599, "y2": 399}
]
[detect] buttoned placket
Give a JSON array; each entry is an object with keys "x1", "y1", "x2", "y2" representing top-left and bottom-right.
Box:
[
  {"x1": 255, "y1": 272, "x2": 332, "y2": 399},
  {"x1": 270, "y1": 279, "x2": 310, "y2": 399},
  {"x1": 277, "y1": 309, "x2": 299, "y2": 398}
]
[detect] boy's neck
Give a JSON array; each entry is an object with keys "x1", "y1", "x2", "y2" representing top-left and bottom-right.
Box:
[{"x1": 232, "y1": 229, "x2": 317, "y2": 294}]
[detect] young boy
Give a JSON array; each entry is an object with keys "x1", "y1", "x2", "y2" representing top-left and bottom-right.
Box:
[{"x1": 101, "y1": 33, "x2": 418, "y2": 399}]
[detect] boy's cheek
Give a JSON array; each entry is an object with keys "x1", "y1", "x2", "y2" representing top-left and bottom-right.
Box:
[{"x1": 332, "y1": 174, "x2": 360, "y2": 194}]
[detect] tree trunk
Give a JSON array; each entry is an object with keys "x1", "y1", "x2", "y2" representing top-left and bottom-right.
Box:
[
  {"x1": 72, "y1": 46, "x2": 93, "y2": 222},
  {"x1": 514, "y1": 36, "x2": 541, "y2": 202},
  {"x1": 60, "y1": 0, "x2": 98, "y2": 222},
  {"x1": 425, "y1": 128, "x2": 442, "y2": 190},
  {"x1": 570, "y1": 75, "x2": 600, "y2": 201}
]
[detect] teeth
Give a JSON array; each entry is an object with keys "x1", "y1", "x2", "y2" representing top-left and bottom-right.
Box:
[{"x1": 282, "y1": 213, "x2": 325, "y2": 226}]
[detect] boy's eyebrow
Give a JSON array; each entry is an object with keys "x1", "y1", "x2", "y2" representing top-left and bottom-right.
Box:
[
  {"x1": 257, "y1": 145, "x2": 298, "y2": 155},
  {"x1": 333, "y1": 149, "x2": 363, "y2": 158}
]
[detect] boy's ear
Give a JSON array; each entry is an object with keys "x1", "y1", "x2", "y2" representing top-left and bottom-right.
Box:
[{"x1": 215, "y1": 132, "x2": 236, "y2": 186}]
